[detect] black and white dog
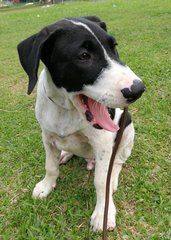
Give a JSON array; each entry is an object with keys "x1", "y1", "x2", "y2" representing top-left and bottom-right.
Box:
[{"x1": 17, "y1": 16, "x2": 145, "y2": 231}]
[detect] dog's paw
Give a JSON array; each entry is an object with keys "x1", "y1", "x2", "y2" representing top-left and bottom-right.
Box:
[
  {"x1": 90, "y1": 204, "x2": 116, "y2": 231},
  {"x1": 32, "y1": 179, "x2": 56, "y2": 199},
  {"x1": 59, "y1": 151, "x2": 73, "y2": 165}
]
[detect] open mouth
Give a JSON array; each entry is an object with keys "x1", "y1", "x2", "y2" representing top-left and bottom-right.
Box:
[{"x1": 76, "y1": 95, "x2": 119, "y2": 132}]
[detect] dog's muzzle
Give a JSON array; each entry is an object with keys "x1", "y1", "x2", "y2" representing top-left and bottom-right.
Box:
[{"x1": 121, "y1": 79, "x2": 145, "y2": 103}]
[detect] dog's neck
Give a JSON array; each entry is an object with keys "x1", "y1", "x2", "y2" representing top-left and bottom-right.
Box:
[
  {"x1": 43, "y1": 67, "x2": 75, "y2": 110},
  {"x1": 38, "y1": 67, "x2": 89, "y2": 136}
]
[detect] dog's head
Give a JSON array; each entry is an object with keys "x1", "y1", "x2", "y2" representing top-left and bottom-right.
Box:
[{"x1": 18, "y1": 16, "x2": 145, "y2": 132}]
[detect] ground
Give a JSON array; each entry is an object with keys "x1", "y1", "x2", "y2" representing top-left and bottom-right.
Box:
[{"x1": 0, "y1": 0, "x2": 170, "y2": 239}]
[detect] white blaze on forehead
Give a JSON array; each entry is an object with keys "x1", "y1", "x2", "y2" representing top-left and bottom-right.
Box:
[{"x1": 65, "y1": 19, "x2": 113, "y2": 65}]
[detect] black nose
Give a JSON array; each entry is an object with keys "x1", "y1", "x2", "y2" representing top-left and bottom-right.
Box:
[{"x1": 121, "y1": 79, "x2": 145, "y2": 103}]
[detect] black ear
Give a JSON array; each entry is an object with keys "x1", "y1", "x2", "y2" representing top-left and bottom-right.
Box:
[
  {"x1": 17, "y1": 23, "x2": 62, "y2": 94},
  {"x1": 82, "y1": 16, "x2": 107, "y2": 32}
]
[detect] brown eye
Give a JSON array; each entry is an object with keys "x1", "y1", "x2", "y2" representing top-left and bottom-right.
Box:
[{"x1": 79, "y1": 52, "x2": 91, "y2": 60}]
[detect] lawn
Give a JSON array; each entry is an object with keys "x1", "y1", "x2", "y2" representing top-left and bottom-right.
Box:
[{"x1": 0, "y1": 0, "x2": 170, "y2": 239}]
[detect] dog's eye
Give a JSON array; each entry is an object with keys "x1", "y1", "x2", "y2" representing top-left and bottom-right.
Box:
[{"x1": 79, "y1": 52, "x2": 91, "y2": 60}]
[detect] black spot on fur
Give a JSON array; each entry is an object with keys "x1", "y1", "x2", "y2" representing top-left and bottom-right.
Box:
[{"x1": 107, "y1": 108, "x2": 115, "y2": 120}]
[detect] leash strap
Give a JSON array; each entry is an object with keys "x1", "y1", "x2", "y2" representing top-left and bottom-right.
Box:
[{"x1": 103, "y1": 107, "x2": 128, "y2": 240}]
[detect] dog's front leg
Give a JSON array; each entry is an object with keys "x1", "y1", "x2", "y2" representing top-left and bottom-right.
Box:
[
  {"x1": 90, "y1": 137, "x2": 116, "y2": 231},
  {"x1": 32, "y1": 132, "x2": 60, "y2": 199}
]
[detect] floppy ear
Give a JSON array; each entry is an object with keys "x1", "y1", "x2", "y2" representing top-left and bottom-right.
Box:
[
  {"x1": 17, "y1": 23, "x2": 62, "y2": 94},
  {"x1": 82, "y1": 16, "x2": 107, "y2": 32}
]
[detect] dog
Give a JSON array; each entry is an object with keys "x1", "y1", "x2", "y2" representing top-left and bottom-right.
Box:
[{"x1": 17, "y1": 16, "x2": 145, "y2": 231}]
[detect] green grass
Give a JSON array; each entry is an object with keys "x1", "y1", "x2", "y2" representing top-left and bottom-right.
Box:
[{"x1": 0, "y1": 0, "x2": 170, "y2": 239}]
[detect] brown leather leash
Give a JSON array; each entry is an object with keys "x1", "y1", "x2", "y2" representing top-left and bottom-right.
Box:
[{"x1": 103, "y1": 107, "x2": 128, "y2": 240}]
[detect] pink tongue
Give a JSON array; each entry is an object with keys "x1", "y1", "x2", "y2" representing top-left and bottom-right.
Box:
[{"x1": 87, "y1": 98, "x2": 119, "y2": 132}]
